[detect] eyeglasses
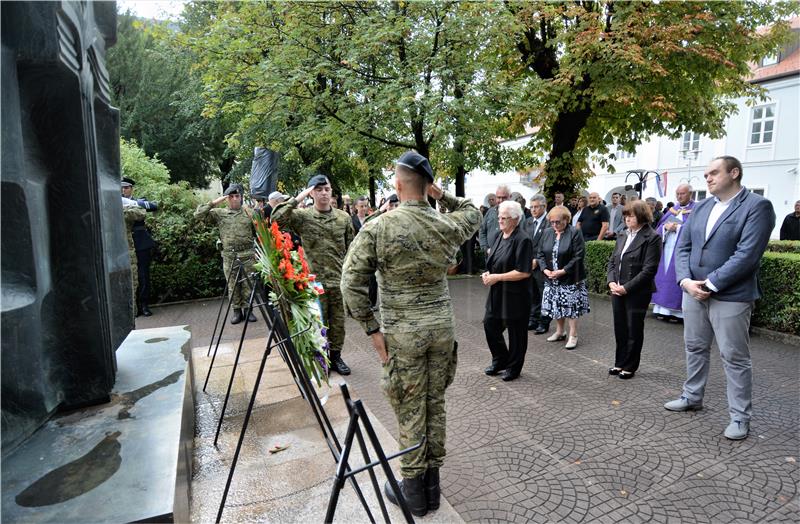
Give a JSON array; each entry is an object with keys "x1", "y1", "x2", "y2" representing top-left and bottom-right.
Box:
[
  {"x1": 549, "y1": 220, "x2": 562, "y2": 225},
  {"x1": 499, "y1": 216, "x2": 515, "y2": 221},
  {"x1": 495, "y1": 194, "x2": 510, "y2": 201}
]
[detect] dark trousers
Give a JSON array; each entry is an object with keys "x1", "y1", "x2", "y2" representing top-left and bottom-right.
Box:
[
  {"x1": 484, "y1": 316, "x2": 529, "y2": 375},
  {"x1": 611, "y1": 292, "x2": 652, "y2": 372},
  {"x1": 528, "y1": 271, "x2": 550, "y2": 327},
  {"x1": 136, "y1": 248, "x2": 152, "y2": 309}
]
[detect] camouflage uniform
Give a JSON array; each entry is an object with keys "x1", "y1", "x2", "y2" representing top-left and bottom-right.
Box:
[
  {"x1": 194, "y1": 202, "x2": 256, "y2": 308},
  {"x1": 340, "y1": 192, "x2": 482, "y2": 478},
  {"x1": 272, "y1": 198, "x2": 355, "y2": 354},
  {"x1": 124, "y1": 205, "x2": 146, "y2": 318}
]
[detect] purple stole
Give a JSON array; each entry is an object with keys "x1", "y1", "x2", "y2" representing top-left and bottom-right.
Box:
[{"x1": 651, "y1": 201, "x2": 696, "y2": 310}]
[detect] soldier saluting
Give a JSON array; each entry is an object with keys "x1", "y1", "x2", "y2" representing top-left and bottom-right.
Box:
[
  {"x1": 271, "y1": 174, "x2": 355, "y2": 375},
  {"x1": 340, "y1": 151, "x2": 482, "y2": 517},
  {"x1": 194, "y1": 183, "x2": 257, "y2": 325}
]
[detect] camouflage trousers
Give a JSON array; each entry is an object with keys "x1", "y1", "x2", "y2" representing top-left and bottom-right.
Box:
[
  {"x1": 221, "y1": 250, "x2": 256, "y2": 309},
  {"x1": 382, "y1": 326, "x2": 457, "y2": 478},
  {"x1": 319, "y1": 285, "x2": 345, "y2": 353},
  {"x1": 129, "y1": 247, "x2": 138, "y2": 320}
]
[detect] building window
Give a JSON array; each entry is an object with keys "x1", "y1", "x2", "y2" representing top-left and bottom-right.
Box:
[
  {"x1": 691, "y1": 190, "x2": 707, "y2": 201},
  {"x1": 615, "y1": 147, "x2": 634, "y2": 160},
  {"x1": 750, "y1": 188, "x2": 765, "y2": 196},
  {"x1": 682, "y1": 131, "x2": 700, "y2": 153},
  {"x1": 750, "y1": 104, "x2": 775, "y2": 145},
  {"x1": 761, "y1": 54, "x2": 778, "y2": 67}
]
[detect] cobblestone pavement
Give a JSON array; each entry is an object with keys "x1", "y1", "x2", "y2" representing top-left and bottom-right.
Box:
[{"x1": 142, "y1": 277, "x2": 799, "y2": 523}]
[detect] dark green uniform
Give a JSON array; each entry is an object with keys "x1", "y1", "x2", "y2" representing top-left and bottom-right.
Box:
[
  {"x1": 194, "y1": 202, "x2": 256, "y2": 309},
  {"x1": 124, "y1": 205, "x2": 146, "y2": 319},
  {"x1": 271, "y1": 198, "x2": 355, "y2": 354},
  {"x1": 340, "y1": 192, "x2": 481, "y2": 478}
]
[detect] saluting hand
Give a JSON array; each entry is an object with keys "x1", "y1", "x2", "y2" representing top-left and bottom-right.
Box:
[{"x1": 427, "y1": 183, "x2": 444, "y2": 201}]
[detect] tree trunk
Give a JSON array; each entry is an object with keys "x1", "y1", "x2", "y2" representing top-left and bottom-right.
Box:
[
  {"x1": 544, "y1": 104, "x2": 591, "y2": 200},
  {"x1": 368, "y1": 171, "x2": 377, "y2": 208}
]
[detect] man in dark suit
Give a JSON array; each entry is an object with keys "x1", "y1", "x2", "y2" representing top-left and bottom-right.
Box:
[
  {"x1": 352, "y1": 196, "x2": 369, "y2": 234},
  {"x1": 664, "y1": 156, "x2": 775, "y2": 441},
  {"x1": 525, "y1": 195, "x2": 551, "y2": 333}
]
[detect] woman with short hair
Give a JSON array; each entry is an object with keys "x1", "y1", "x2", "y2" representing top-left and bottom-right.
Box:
[
  {"x1": 606, "y1": 200, "x2": 661, "y2": 379},
  {"x1": 481, "y1": 200, "x2": 533, "y2": 381},
  {"x1": 537, "y1": 205, "x2": 589, "y2": 350}
]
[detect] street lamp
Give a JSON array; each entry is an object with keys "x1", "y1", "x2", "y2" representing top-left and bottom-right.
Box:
[{"x1": 624, "y1": 169, "x2": 660, "y2": 199}]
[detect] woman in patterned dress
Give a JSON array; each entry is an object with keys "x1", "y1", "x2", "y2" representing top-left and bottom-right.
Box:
[{"x1": 536, "y1": 205, "x2": 590, "y2": 349}]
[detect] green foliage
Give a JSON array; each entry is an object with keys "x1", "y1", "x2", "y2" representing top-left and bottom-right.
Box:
[
  {"x1": 584, "y1": 239, "x2": 800, "y2": 334},
  {"x1": 584, "y1": 240, "x2": 615, "y2": 294},
  {"x1": 754, "y1": 252, "x2": 800, "y2": 335},
  {"x1": 108, "y1": 11, "x2": 232, "y2": 188},
  {"x1": 494, "y1": 1, "x2": 799, "y2": 198},
  {"x1": 766, "y1": 240, "x2": 800, "y2": 254},
  {"x1": 120, "y1": 139, "x2": 223, "y2": 302}
]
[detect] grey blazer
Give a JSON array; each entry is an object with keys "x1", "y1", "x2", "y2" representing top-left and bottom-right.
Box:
[{"x1": 674, "y1": 187, "x2": 775, "y2": 302}]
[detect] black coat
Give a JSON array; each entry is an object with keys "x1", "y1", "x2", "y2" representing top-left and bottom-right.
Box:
[
  {"x1": 606, "y1": 225, "x2": 661, "y2": 296},
  {"x1": 485, "y1": 225, "x2": 533, "y2": 320},
  {"x1": 536, "y1": 225, "x2": 586, "y2": 285}
]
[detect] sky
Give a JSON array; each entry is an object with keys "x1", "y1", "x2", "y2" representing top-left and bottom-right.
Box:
[{"x1": 117, "y1": 0, "x2": 186, "y2": 20}]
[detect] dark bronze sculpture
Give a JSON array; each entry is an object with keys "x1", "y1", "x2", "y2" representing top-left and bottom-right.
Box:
[{"x1": 1, "y1": 1, "x2": 128, "y2": 453}]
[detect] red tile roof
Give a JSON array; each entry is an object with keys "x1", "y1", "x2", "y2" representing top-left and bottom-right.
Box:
[{"x1": 748, "y1": 17, "x2": 800, "y2": 83}]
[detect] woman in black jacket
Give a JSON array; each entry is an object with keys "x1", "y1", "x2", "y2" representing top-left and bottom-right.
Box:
[
  {"x1": 606, "y1": 200, "x2": 662, "y2": 379},
  {"x1": 537, "y1": 206, "x2": 590, "y2": 350},
  {"x1": 481, "y1": 201, "x2": 533, "y2": 381}
]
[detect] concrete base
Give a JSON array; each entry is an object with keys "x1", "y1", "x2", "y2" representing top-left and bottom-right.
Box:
[
  {"x1": 1, "y1": 326, "x2": 194, "y2": 523},
  {"x1": 192, "y1": 338, "x2": 463, "y2": 523}
]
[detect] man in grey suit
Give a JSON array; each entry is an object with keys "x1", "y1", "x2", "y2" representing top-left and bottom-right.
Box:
[
  {"x1": 525, "y1": 195, "x2": 551, "y2": 333},
  {"x1": 479, "y1": 184, "x2": 510, "y2": 255},
  {"x1": 664, "y1": 156, "x2": 775, "y2": 440},
  {"x1": 604, "y1": 192, "x2": 625, "y2": 239}
]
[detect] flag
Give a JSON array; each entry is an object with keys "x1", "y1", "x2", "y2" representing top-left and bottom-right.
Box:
[{"x1": 656, "y1": 171, "x2": 668, "y2": 198}]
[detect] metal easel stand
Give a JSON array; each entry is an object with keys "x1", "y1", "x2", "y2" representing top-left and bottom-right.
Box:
[{"x1": 324, "y1": 383, "x2": 423, "y2": 524}]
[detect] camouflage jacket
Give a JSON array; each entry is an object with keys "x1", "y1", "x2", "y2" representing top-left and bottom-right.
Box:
[
  {"x1": 194, "y1": 203, "x2": 255, "y2": 251},
  {"x1": 124, "y1": 205, "x2": 147, "y2": 253},
  {"x1": 271, "y1": 198, "x2": 355, "y2": 286},
  {"x1": 340, "y1": 192, "x2": 482, "y2": 334}
]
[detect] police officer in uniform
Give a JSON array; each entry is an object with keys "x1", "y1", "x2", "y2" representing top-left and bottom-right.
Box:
[
  {"x1": 341, "y1": 151, "x2": 482, "y2": 517},
  {"x1": 194, "y1": 183, "x2": 257, "y2": 324},
  {"x1": 122, "y1": 198, "x2": 146, "y2": 321},
  {"x1": 122, "y1": 177, "x2": 158, "y2": 316},
  {"x1": 272, "y1": 174, "x2": 355, "y2": 375}
]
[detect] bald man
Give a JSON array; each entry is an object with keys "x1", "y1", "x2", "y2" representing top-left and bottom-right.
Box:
[{"x1": 576, "y1": 192, "x2": 610, "y2": 241}]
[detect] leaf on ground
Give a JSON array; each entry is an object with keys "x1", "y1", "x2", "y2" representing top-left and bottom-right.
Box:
[
  {"x1": 269, "y1": 444, "x2": 290, "y2": 454},
  {"x1": 620, "y1": 489, "x2": 628, "y2": 497},
  {"x1": 611, "y1": 400, "x2": 621, "y2": 406}
]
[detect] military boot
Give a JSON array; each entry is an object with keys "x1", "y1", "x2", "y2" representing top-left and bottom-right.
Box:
[
  {"x1": 328, "y1": 351, "x2": 351, "y2": 375},
  {"x1": 247, "y1": 310, "x2": 257, "y2": 322},
  {"x1": 384, "y1": 475, "x2": 427, "y2": 517},
  {"x1": 230, "y1": 308, "x2": 244, "y2": 325},
  {"x1": 424, "y1": 467, "x2": 440, "y2": 510}
]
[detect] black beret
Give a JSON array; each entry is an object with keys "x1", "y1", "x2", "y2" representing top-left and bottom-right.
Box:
[
  {"x1": 307, "y1": 174, "x2": 330, "y2": 188},
  {"x1": 396, "y1": 151, "x2": 433, "y2": 182},
  {"x1": 121, "y1": 177, "x2": 136, "y2": 187},
  {"x1": 387, "y1": 193, "x2": 399, "y2": 203},
  {"x1": 224, "y1": 183, "x2": 244, "y2": 196}
]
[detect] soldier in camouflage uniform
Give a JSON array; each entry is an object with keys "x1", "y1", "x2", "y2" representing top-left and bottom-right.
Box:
[
  {"x1": 272, "y1": 174, "x2": 355, "y2": 375},
  {"x1": 194, "y1": 184, "x2": 257, "y2": 324},
  {"x1": 340, "y1": 151, "x2": 482, "y2": 517},
  {"x1": 123, "y1": 201, "x2": 146, "y2": 321}
]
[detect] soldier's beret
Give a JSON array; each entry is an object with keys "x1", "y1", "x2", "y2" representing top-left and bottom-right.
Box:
[
  {"x1": 396, "y1": 151, "x2": 433, "y2": 182},
  {"x1": 224, "y1": 183, "x2": 244, "y2": 196},
  {"x1": 388, "y1": 193, "x2": 399, "y2": 203},
  {"x1": 307, "y1": 174, "x2": 331, "y2": 188},
  {"x1": 121, "y1": 177, "x2": 136, "y2": 187},
  {"x1": 268, "y1": 191, "x2": 288, "y2": 201}
]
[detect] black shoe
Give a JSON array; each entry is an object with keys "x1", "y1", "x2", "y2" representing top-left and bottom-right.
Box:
[
  {"x1": 619, "y1": 371, "x2": 635, "y2": 380},
  {"x1": 533, "y1": 325, "x2": 548, "y2": 335},
  {"x1": 329, "y1": 352, "x2": 351, "y2": 375},
  {"x1": 484, "y1": 363, "x2": 504, "y2": 376},
  {"x1": 141, "y1": 305, "x2": 153, "y2": 317},
  {"x1": 384, "y1": 475, "x2": 427, "y2": 517},
  {"x1": 424, "y1": 467, "x2": 440, "y2": 510},
  {"x1": 527, "y1": 322, "x2": 537, "y2": 331},
  {"x1": 230, "y1": 309, "x2": 244, "y2": 325},
  {"x1": 247, "y1": 310, "x2": 257, "y2": 322},
  {"x1": 608, "y1": 367, "x2": 622, "y2": 375},
  {"x1": 501, "y1": 370, "x2": 520, "y2": 381}
]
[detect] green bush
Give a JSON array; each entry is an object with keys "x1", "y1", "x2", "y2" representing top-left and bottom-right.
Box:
[
  {"x1": 766, "y1": 240, "x2": 800, "y2": 254},
  {"x1": 584, "y1": 240, "x2": 614, "y2": 294},
  {"x1": 753, "y1": 252, "x2": 800, "y2": 335},
  {"x1": 583, "y1": 238, "x2": 800, "y2": 335},
  {"x1": 121, "y1": 140, "x2": 224, "y2": 303}
]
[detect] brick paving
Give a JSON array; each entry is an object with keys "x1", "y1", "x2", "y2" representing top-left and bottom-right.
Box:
[{"x1": 141, "y1": 277, "x2": 799, "y2": 523}]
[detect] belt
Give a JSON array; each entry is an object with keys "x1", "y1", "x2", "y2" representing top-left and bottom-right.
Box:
[{"x1": 225, "y1": 243, "x2": 253, "y2": 252}]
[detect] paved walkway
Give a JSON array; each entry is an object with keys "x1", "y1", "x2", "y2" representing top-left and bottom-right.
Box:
[{"x1": 140, "y1": 277, "x2": 799, "y2": 523}]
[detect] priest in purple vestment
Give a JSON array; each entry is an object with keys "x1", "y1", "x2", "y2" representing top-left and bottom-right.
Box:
[{"x1": 652, "y1": 184, "x2": 696, "y2": 320}]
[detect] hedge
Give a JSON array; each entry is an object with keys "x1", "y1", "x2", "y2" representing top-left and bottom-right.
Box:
[
  {"x1": 584, "y1": 241, "x2": 800, "y2": 335},
  {"x1": 766, "y1": 240, "x2": 800, "y2": 254}
]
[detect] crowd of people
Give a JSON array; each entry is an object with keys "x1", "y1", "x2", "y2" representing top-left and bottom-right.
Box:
[{"x1": 120, "y1": 151, "x2": 782, "y2": 516}]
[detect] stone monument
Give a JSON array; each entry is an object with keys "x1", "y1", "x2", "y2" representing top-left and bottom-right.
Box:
[{"x1": 1, "y1": 0, "x2": 130, "y2": 453}]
